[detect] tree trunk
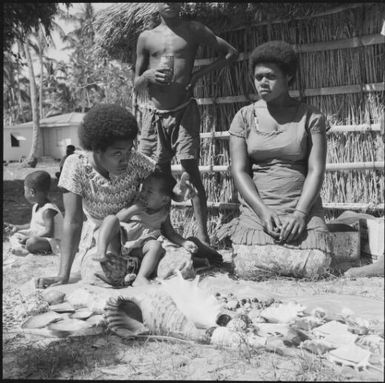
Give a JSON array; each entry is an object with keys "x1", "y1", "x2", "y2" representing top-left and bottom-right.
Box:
[
  {"x1": 23, "y1": 42, "x2": 40, "y2": 167},
  {"x1": 38, "y1": 25, "x2": 44, "y2": 119}
]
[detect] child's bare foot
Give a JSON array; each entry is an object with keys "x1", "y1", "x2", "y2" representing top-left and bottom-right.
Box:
[
  {"x1": 124, "y1": 273, "x2": 137, "y2": 285},
  {"x1": 11, "y1": 246, "x2": 29, "y2": 256},
  {"x1": 132, "y1": 276, "x2": 151, "y2": 287},
  {"x1": 344, "y1": 255, "x2": 384, "y2": 278}
]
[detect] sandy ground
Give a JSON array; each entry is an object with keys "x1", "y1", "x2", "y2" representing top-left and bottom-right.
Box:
[{"x1": 3, "y1": 161, "x2": 384, "y2": 380}]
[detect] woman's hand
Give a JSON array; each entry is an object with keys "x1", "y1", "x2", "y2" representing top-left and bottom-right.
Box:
[
  {"x1": 35, "y1": 275, "x2": 69, "y2": 289},
  {"x1": 260, "y1": 207, "x2": 282, "y2": 239},
  {"x1": 182, "y1": 240, "x2": 199, "y2": 254},
  {"x1": 278, "y1": 210, "x2": 307, "y2": 243}
]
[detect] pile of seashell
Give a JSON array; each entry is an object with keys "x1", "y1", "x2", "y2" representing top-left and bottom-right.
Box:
[
  {"x1": 206, "y1": 292, "x2": 384, "y2": 373},
  {"x1": 20, "y1": 289, "x2": 106, "y2": 337}
]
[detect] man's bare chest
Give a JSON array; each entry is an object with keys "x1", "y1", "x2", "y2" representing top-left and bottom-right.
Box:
[{"x1": 147, "y1": 28, "x2": 197, "y2": 57}]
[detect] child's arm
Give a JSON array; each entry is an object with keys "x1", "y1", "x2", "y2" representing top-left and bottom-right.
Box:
[
  {"x1": 8, "y1": 222, "x2": 30, "y2": 233},
  {"x1": 161, "y1": 216, "x2": 198, "y2": 254},
  {"x1": 38, "y1": 208, "x2": 58, "y2": 238},
  {"x1": 116, "y1": 203, "x2": 145, "y2": 222}
]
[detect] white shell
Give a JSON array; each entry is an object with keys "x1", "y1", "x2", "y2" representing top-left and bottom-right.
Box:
[
  {"x1": 160, "y1": 270, "x2": 222, "y2": 329},
  {"x1": 21, "y1": 311, "x2": 63, "y2": 329},
  {"x1": 66, "y1": 289, "x2": 92, "y2": 309},
  {"x1": 48, "y1": 318, "x2": 91, "y2": 337},
  {"x1": 71, "y1": 309, "x2": 93, "y2": 320},
  {"x1": 211, "y1": 327, "x2": 243, "y2": 348},
  {"x1": 260, "y1": 301, "x2": 305, "y2": 323},
  {"x1": 50, "y1": 302, "x2": 75, "y2": 313},
  {"x1": 42, "y1": 290, "x2": 65, "y2": 305},
  {"x1": 86, "y1": 315, "x2": 105, "y2": 327}
]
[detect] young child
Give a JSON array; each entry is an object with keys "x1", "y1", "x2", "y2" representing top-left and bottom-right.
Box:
[
  {"x1": 94, "y1": 170, "x2": 199, "y2": 287},
  {"x1": 7, "y1": 170, "x2": 63, "y2": 256}
]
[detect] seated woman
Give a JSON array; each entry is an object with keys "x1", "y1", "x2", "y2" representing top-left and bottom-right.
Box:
[
  {"x1": 35, "y1": 104, "x2": 192, "y2": 289},
  {"x1": 218, "y1": 41, "x2": 332, "y2": 279}
]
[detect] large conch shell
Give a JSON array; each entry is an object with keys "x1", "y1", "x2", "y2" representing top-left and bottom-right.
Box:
[
  {"x1": 104, "y1": 289, "x2": 210, "y2": 343},
  {"x1": 159, "y1": 270, "x2": 222, "y2": 329}
]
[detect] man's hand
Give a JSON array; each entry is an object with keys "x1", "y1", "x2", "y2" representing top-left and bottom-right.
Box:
[
  {"x1": 143, "y1": 68, "x2": 172, "y2": 85},
  {"x1": 182, "y1": 240, "x2": 199, "y2": 254},
  {"x1": 35, "y1": 275, "x2": 68, "y2": 289},
  {"x1": 185, "y1": 73, "x2": 199, "y2": 92},
  {"x1": 278, "y1": 211, "x2": 307, "y2": 243}
]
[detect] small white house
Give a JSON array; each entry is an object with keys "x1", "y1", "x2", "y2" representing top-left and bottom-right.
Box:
[{"x1": 3, "y1": 113, "x2": 85, "y2": 162}]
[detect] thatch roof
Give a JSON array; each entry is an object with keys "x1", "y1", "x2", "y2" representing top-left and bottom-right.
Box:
[{"x1": 94, "y1": 2, "x2": 353, "y2": 63}]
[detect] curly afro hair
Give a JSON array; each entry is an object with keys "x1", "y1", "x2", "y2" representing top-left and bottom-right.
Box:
[
  {"x1": 249, "y1": 40, "x2": 298, "y2": 85},
  {"x1": 78, "y1": 104, "x2": 138, "y2": 152},
  {"x1": 25, "y1": 170, "x2": 51, "y2": 193},
  {"x1": 144, "y1": 170, "x2": 176, "y2": 197}
]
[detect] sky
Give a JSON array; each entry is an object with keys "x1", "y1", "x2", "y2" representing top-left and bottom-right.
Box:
[{"x1": 46, "y1": 3, "x2": 113, "y2": 63}]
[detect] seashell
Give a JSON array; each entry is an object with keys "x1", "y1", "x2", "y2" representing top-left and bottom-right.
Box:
[
  {"x1": 48, "y1": 318, "x2": 92, "y2": 337},
  {"x1": 66, "y1": 289, "x2": 92, "y2": 309},
  {"x1": 247, "y1": 308, "x2": 265, "y2": 325},
  {"x1": 86, "y1": 314, "x2": 106, "y2": 327},
  {"x1": 301, "y1": 339, "x2": 333, "y2": 355},
  {"x1": 260, "y1": 301, "x2": 305, "y2": 323},
  {"x1": 42, "y1": 290, "x2": 65, "y2": 305},
  {"x1": 105, "y1": 296, "x2": 149, "y2": 337},
  {"x1": 327, "y1": 344, "x2": 371, "y2": 369},
  {"x1": 21, "y1": 311, "x2": 63, "y2": 329},
  {"x1": 294, "y1": 316, "x2": 323, "y2": 331},
  {"x1": 357, "y1": 335, "x2": 384, "y2": 354},
  {"x1": 256, "y1": 323, "x2": 290, "y2": 337},
  {"x1": 210, "y1": 327, "x2": 243, "y2": 348},
  {"x1": 70, "y1": 309, "x2": 93, "y2": 320},
  {"x1": 226, "y1": 300, "x2": 240, "y2": 311},
  {"x1": 216, "y1": 313, "x2": 232, "y2": 327},
  {"x1": 227, "y1": 318, "x2": 248, "y2": 332},
  {"x1": 311, "y1": 307, "x2": 326, "y2": 319},
  {"x1": 247, "y1": 334, "x2": 267, "y2": 348},
  {"x1": 50, "y1": 302, "x2": 75, "y2": 313},
  {"x1": 282, "y1": 328, "x2": 310, "y2": 347},
  {"x1": 160, "y1": 271, "x2": 222, "y2": 329},
  {"x1": 340, "y1": 307, "x2": 355, "y2": 318},
  {"x1": 104, "y1": 290, "x2": 209, "y2": 343}
]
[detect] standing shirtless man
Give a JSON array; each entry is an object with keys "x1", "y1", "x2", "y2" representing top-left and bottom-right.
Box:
[{"x1": 134, "y1": 3, "x2": 239, "y2": 245}]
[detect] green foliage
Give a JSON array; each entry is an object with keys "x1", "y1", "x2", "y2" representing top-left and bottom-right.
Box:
[{"x1": 3, "y1": 3, "x2": 69, "y2": 52}]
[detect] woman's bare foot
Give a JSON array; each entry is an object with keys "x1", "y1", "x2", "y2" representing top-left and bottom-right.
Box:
[
  {"x1": 344, "y1": 255, "x2": 384, "y2": 278},
  {"x1": 132, "y1": 276, "x2": 151, "y2": 287}
]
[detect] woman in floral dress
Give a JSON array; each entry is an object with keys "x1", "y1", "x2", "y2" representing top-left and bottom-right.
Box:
[{"x1": 35, "y1": 104, "x2": 166, "y2": 288}]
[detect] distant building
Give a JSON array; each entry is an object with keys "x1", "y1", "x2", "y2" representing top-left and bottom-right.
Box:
[{"x1": 3, "y1": 113, "x2": 85, "y2": 162}]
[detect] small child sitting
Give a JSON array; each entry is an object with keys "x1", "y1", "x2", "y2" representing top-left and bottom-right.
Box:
[
  {"x1": 6, "y1": 170, "x2": 63, "y2": 256},
  {"x1": 94, "y1": 170, "x2": 199, "y2": 287}
]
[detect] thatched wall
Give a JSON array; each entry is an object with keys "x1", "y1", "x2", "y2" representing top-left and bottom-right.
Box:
[{"x1": 95, "y1": 3, "x2": 384, "y2": 245}]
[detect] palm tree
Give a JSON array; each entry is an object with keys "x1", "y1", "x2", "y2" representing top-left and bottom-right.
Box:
[
  {"x1": 61, "y1": 3, "x2": 103, "y2": 112},
  {"x1": 3, "y1": 51, "x2": 30, "y2": 124},
  {"x1": 22, "y1": 41, "x2": 39, "y2": 167}
]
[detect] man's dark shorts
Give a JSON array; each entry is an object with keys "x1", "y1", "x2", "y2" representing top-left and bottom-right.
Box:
[{"x1": 138, "y1": 99, "x2": 200, "y2": 165}]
